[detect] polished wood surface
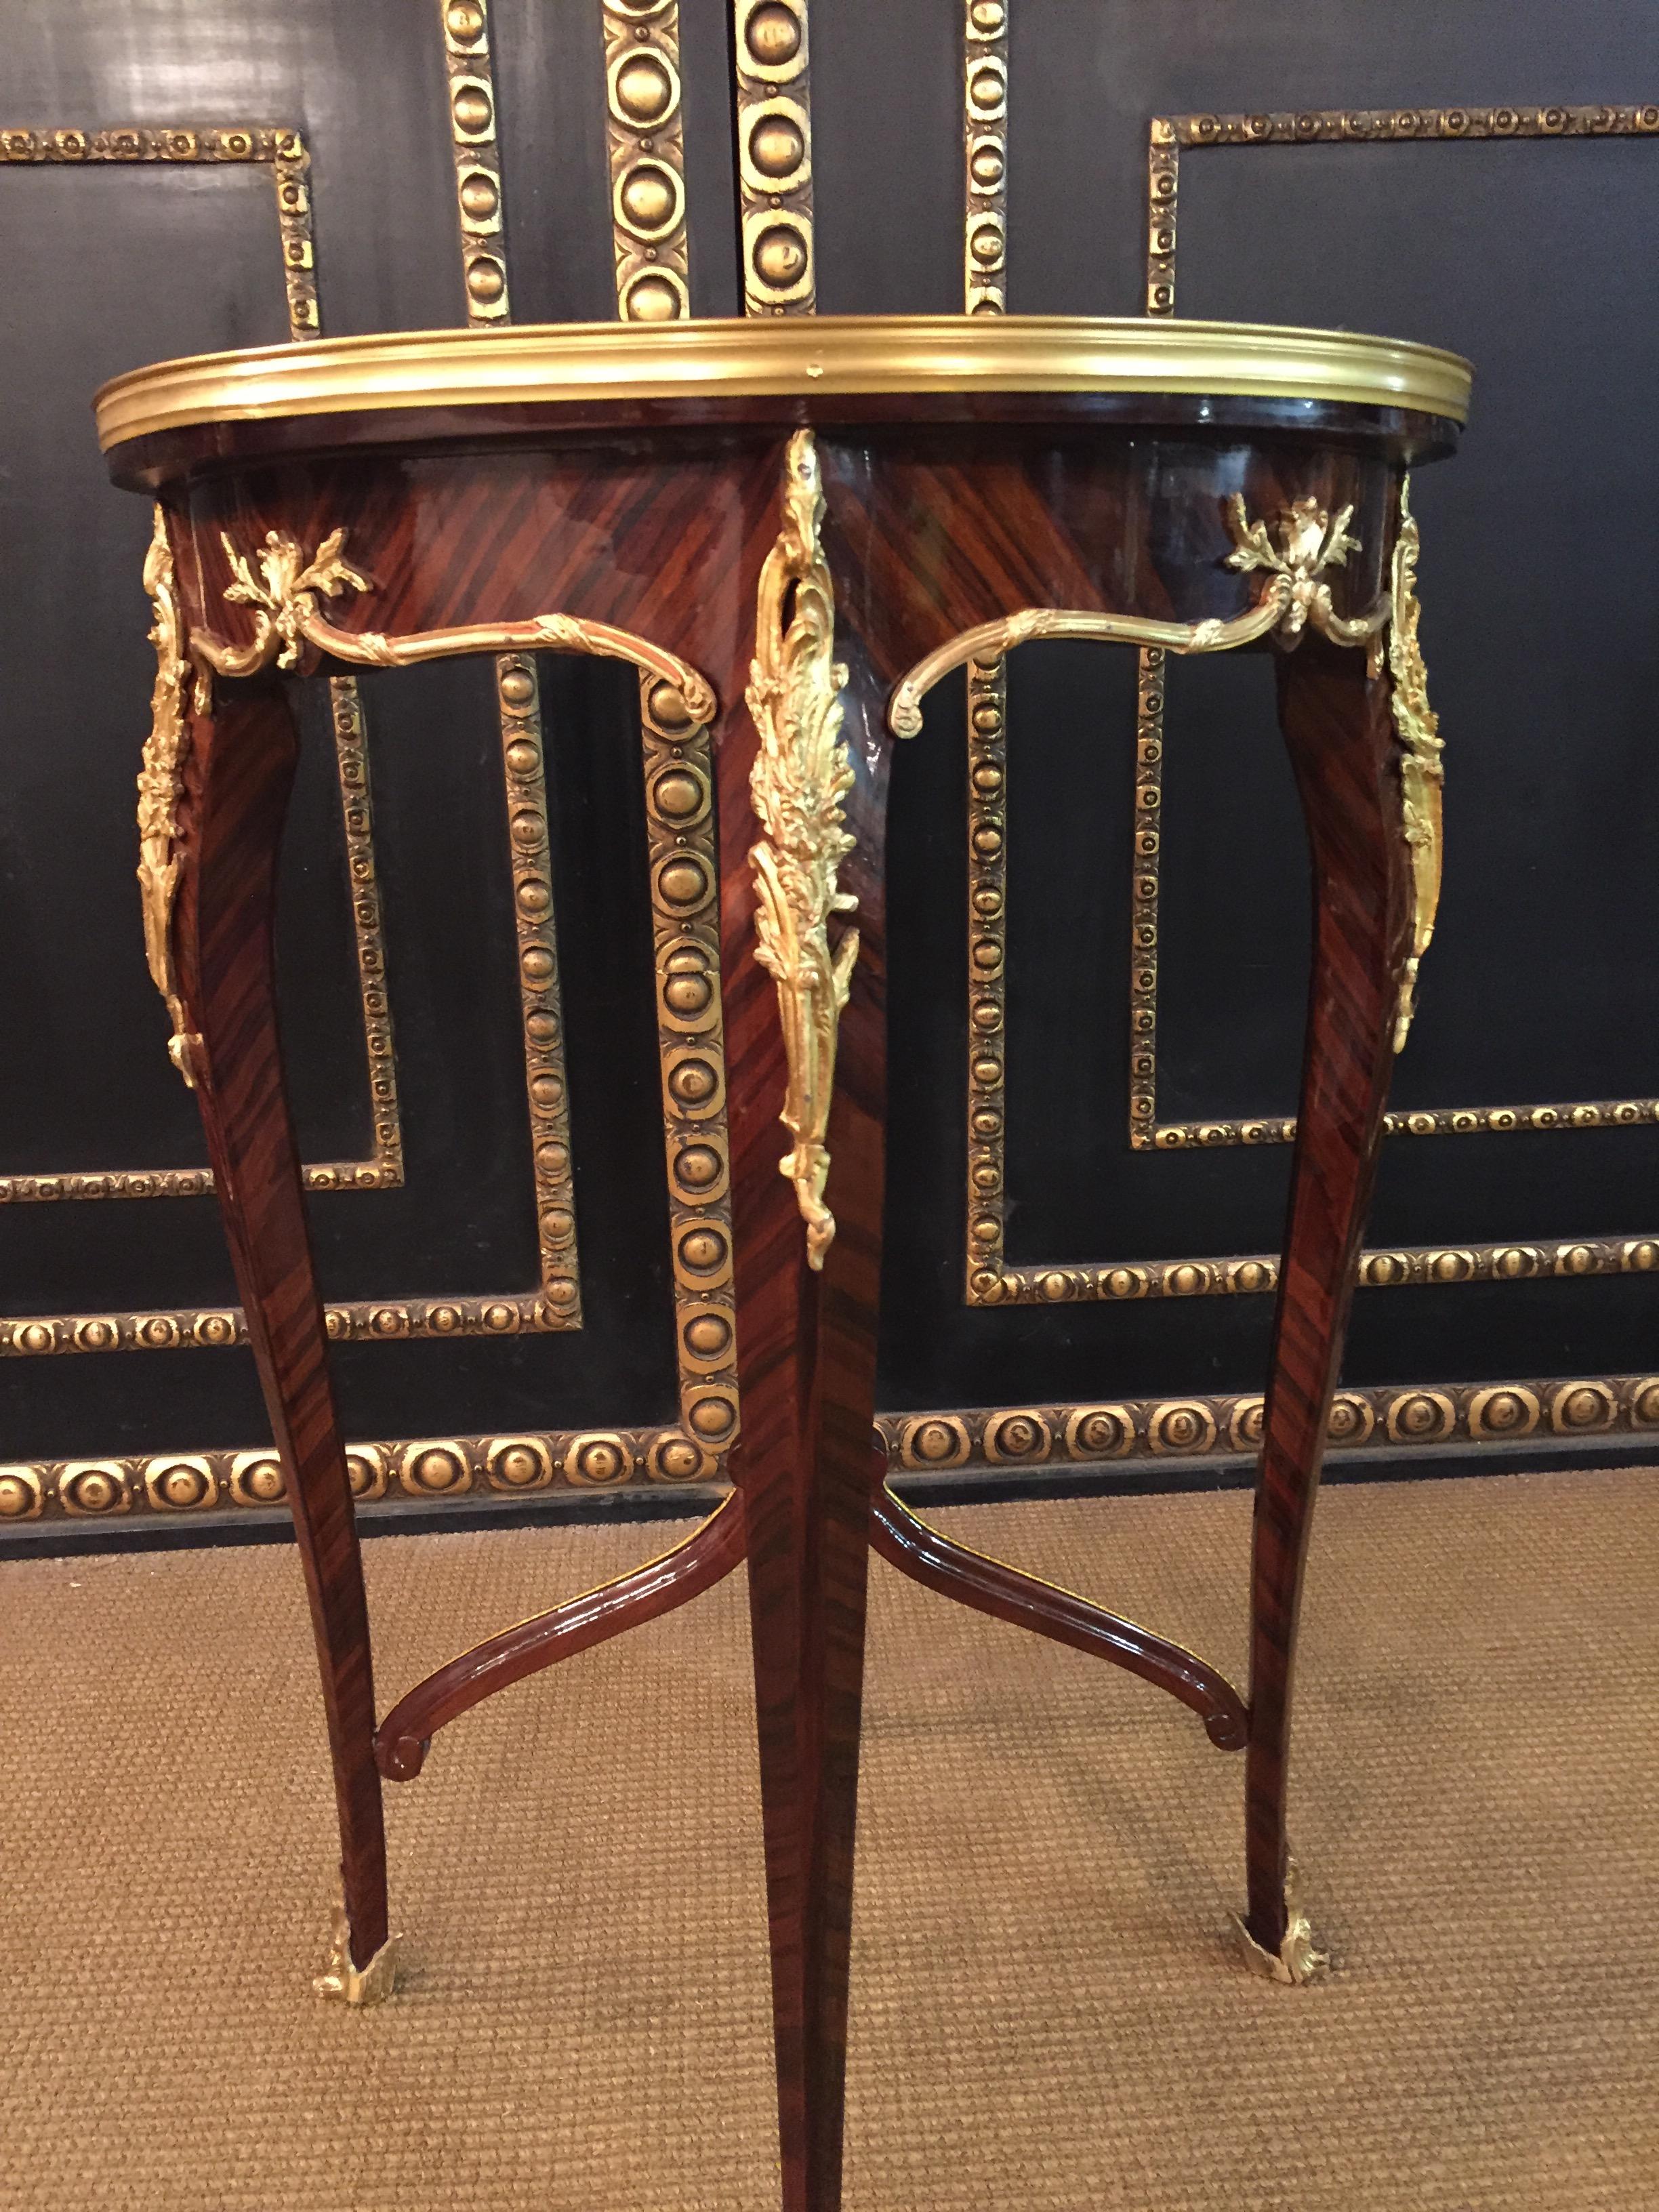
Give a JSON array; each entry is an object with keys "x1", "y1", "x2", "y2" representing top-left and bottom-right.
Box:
[
  {"x1": 1244, "y1": 633, "x2": 1412, "y2": 1959},
  {"x1": 109, "y1": 348, "x2": 1454, "y2": 2204},
  {"x1": 173, "y1": 676, "x2": 388, "y2": 1973},
  {"x1": 108, "y1": 392, "x2": 1457, "y2": 495},
  {"x1": 374, "y1": 1494, "x2": 746, "y2": 1782},
  {"x1": 873, "y1": 1471, "x2": 1248, "y2": 1752}
]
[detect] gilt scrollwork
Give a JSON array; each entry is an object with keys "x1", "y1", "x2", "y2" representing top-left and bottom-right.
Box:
[
  {"x1": 194, "y1": 527, "x2": 716, "y2": 723},
  {"x1": 746, "y1": 428, "x2": 859, "y2": 1269},
  {"x1": 1223, "y1": 493, "x2": 1390, "y2": 648},
  {"x1": 136, "y1": 508, "x2": 203, "y2": 1087},
  {"x1": 888, "y1": 495, "x2": 1389, "y2": 740},
  {"x1": 205, "y1": 527, "x2": 370, "y2": 676},
  {"x1": 1385, "y1": 478, "x2": 1443, "y2": 1052}
]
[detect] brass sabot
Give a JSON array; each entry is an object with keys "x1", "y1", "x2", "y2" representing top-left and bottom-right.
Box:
[{"x1": 96, "y1": 314, "x2": 1471, "y2": 452}]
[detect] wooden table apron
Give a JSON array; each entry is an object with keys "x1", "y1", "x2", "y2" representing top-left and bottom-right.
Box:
[{"x1": 112, "y1": 379, "x2": 1454, "y2": 2212}]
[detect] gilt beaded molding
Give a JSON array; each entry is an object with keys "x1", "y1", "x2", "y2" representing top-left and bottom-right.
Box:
[
  {"x1": 0, "y1": 122, "x2": 402, "y2": 1206},
  {"x1": 594, "y1": 0, "x2": 740, "y2": 1465},
  {"x1": 733, "y1": 0, "x2": 815, "y2": 314},
  {"x1": 1, "y1": 1365, "x2": 1651, "y2": 1526},
  {"x1": 962, "y1": 0, "x2": 1008, "y2": 314},
  {"x1": 958, "y1": 1, "x2": 1014, "y2": 1305},
  {"x1": 964, "y1": 96, "x2": 1659, "y2": 1306},
  {"x1": 434, "y1": 3, "x2": 586, "y2": 1334},
  {"x1": 604, "y1": 0, "x2": 691, "y2": 323},
  {"x1": 439, "y1": 0, "x2": 510, "y2": 321}
]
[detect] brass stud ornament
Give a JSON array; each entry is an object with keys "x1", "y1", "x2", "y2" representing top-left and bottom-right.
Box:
[{"x1": 733, "y1": 0, "x2": 815, "y2": 314}]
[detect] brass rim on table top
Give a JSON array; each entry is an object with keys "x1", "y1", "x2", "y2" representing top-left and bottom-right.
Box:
[{"x1": 95, "y1": 314, "x2": 1471, "y2": 452}]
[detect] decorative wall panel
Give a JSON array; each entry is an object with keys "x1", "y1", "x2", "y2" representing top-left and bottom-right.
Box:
[
  {"x1": 963, "y1": 96, "x2": 1659, "y2": 1310},
  {"x1": 0, "y1": 125, "x2": 403, "y2": 1209},
  {"x1": 6, "y1": 3, "x2": 1658, "y2": 1516},
  {"x1": 1134, "y1": 104, "x2": 1659, "y2": 1153},
  {"x1": 0, "y1": 113, "x2": 583, "y2": 1357}
]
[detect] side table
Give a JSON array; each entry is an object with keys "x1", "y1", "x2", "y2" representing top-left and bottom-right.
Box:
[{"x1": 98, "y1": 314, "x2": 1469, "y2": 2212}]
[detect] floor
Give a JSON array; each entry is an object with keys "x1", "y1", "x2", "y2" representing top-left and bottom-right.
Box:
[{"x1": 1, "y1": 1467, "x2": 1654, "y2": 2209}]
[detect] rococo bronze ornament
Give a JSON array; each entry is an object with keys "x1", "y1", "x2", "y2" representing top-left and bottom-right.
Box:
[
  {"x1": 1234, "y1": 1858, "x2": 1328, "y2": 1986},
  {"x1": 888, "y1": 496, "x2": 1388, "y2": 739},
  {"x1": 746, "y1": 428, "x2": 859, "y2": 1268},
  {"x1": 1223, "y1": 493, "x2": 1389, "y2": 648},
  {"x1": 1387, "y1": 478, "x2": 1443, "y2": 1050},
  {"x1": 194, "y1": 527, "x2": 717, "y2": 721},
  {"x1": 314, "y1": 1889, "x2": 399, "y2": 2007},
  {"x1": 136, "y1": 508, "x2": 203, "y2": 1087}
]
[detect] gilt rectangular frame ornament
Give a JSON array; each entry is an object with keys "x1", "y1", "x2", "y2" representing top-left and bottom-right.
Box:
[
  {"x1": 0, "y1": 117, "x2": 588, "y2": 1360},
  {"x1": 964, "y1": 97, "x2": 1659, "y2": 1309},
  {"x1": 1134, "y1": 102, "x2": 1659, "y2": 1154},
  {"x1": 0, "y1": 123, "x2": 403, "y2": 1206}
]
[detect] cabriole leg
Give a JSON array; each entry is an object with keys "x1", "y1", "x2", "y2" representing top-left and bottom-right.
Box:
[
  {"x1": 167, "y1": 668, "x2": 395, "y2": 2004},
  {"x1": 1240, "y1": 630, "x2": 1412, "y2": 1984},
  {"x1": 729, "y1": 431, "x2": 884, "y2": 2210}
]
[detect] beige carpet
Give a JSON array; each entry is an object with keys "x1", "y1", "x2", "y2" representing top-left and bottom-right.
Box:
[{"x1": 1, "y1": 1467, "x2": 1655, "y2": 2211}]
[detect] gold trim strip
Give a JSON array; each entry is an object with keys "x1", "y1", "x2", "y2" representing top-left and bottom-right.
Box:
[
  {"x1": 963, "y1": 0, "x2": 1008, "y2": 314},
  {"x1": 325, "y1": 679, "x2": 404, "y2": 1186},
  {"x1": 643, "y1": 684, "x2": 739, "y2": 1471},
  {"x1": 733, "y1": 0, "x2": 815, "y2": 315},
  {"x1": 492, "y1": 651, "x2": 580, "y2": 1327},
  {"x1": 0, "y1": 125, "x2": 321, "y2": 339},
  {"x1": 1171, "y1": 102, "x2": 1659, "y2": 150},
  {"x1": 961, "y1": 3, "x2": 1011, "y2": 1299},
  {"x1": 963, "y1": 1235, "x2": 1659, "y2": 1309},
  {"x1": 1130, "y1": 1097, "x2": 1659, "y2": 1153},
  {"x1": 436, "y1": 3, "x2": 585, "y2": 1326},
  {"x1": 94, "y1": 314, "x2": 1472, "y2": 452},
  {"x1": 605, "y1": 0, "x2": 691, "y2": 323},
  {"x1": 1, "y1": 1368, "x2": 1651, "y2": 1523},
  {"x1": 33, "y1": 1233, "x2": 1659, "y2": 1358},
  {"x1": 598, "y1": 1, "x2": 737, "y2": 1468},
  {"x1": 441, "y1": 0, "x2": 510, "y2": 321}
]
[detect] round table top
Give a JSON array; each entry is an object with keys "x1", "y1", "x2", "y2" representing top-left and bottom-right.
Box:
[{"x1": 95, "y1": 314, "x2": 1471, "y2": 458}]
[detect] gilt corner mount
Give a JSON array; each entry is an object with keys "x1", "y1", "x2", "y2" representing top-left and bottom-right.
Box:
[{"x1": 747, "y1": 428, "x2": 859, "y2": 1268}]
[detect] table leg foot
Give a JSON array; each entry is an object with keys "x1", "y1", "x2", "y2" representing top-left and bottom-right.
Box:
[
  {"x1": 314, "y1": 1892, "x2": 401, "y2": 2007},
  {"x1": 1235, "y1": 1858, "x2": 1328, "y2": 1986}
]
